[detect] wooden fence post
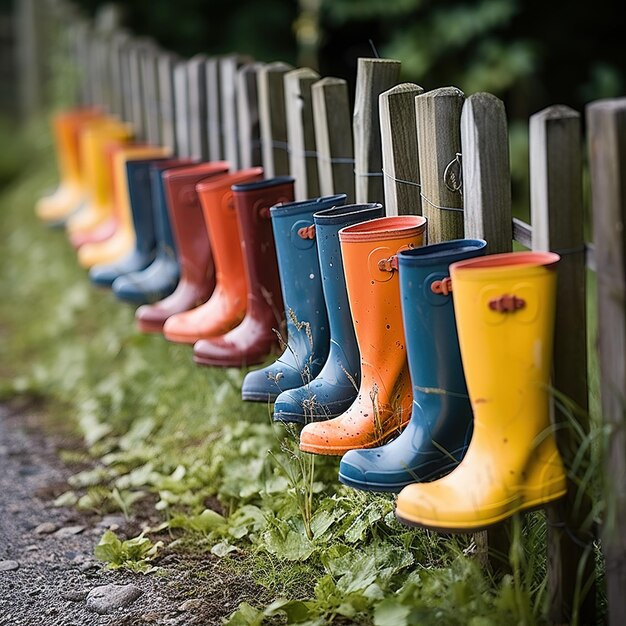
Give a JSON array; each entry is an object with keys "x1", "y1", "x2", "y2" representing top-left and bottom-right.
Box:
[
  {"x1": 173, "y1": 59, "x2": 191, "y2": 158},
  {"x1": 530, "y1": 105, "x2": 596, "y2": 625},
  {"x1": 187, "y1": 53, "x2": 209, "y2": 160},
  {"x1": 237, "y1": 61, "x2": 264, "y2": 169},
  {"x1": 353, "y1": 57, "x2": 401, "y2": 205},
  {"x1": 379, "y1": 83, "x2": 424, "y2": 216},
  {"x1": 586, "y1": 97, "x2": 626, "y2": 626},
  {"x1": 158, "y1": 51, "x2": 179, "y2": 155},
  {"x1": 140, "y1": 45, "x2": 161, "y2": 146},
  {"x1": 285, "y1": 67, "x2": 321, "y2": 200},
  {"x1": 109, "y1": 29, "x2": 130, "y2": 119},
  {"x1": 206, "y1": 56, "x2": 223, "y2": 162},
  {"x1": 415, "y1": 87, "x2": 465, "y2": 243},
  {"x1": 460, "y1": 92, "x2": 513, "y2": 574},
  {"x1": 220, "y1": 54, "x2": 250, "y2": 170},
  {"x1": 311, "y1": 77, "x2": 355, "y2": 202},
  {"x1": 257, "y1": 62, "x2": 293, "y2": 177}
]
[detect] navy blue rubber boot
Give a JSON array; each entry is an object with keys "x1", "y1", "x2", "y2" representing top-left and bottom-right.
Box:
[
  {"x1": 89, "y1": 158, "x2": 166, "y2": 288},
  {"x1": 241, "y1": 194, "x2": 347, "y2": 402},
  {"x1": 112, "y1": 160, "x2": 191, "y2": 304},
  {"x1": 338, "y1": 238, "x2": 487, "y2": 492},
  {"x1": 272, "y1": 203, "x2": 384, "y2": 424}
]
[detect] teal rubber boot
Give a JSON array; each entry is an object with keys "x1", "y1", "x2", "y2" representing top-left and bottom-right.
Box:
[
  {"x1": 241, "y1": 194, "x2": 346, "y2": 402},
  {"x1": 338, "y1": 239, "x2": 487, "y2": 492},
  {"x1": 272, "y1": 203, "x2": 384, "y2": 424}
]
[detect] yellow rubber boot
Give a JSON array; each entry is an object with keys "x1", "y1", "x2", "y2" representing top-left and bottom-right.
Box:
[
  {"x1": 65, "y1": 118, "x2": 133, "y2": 240},
  {"x1": 77, "y1": 144, "x2": 171, "y2": 269},
  {"x1": 395, "y1": 251, "x2": 567, "y2": 532},
  {"x1": 35, "y1": 107, "x2": 102, "y2": 224},
  {"x1": 299, "y1": 215, "x2": 427, "y2": 455}
]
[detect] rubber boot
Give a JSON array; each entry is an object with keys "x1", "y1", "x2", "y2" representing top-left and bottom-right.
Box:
[
  {"x1": 65, "y1": 119, "x2": 133, "y2": 243},
  {"x1": 272, "y1": 203, "x2": 385, "y2": 424},
  {"x1": 162, "y1": 167, "x2": 264, "y2": 344},
  {"x1": 192, "y1": 176, "x2": 295, "y2": 368},
  {"x1": 113, "y1": 161, "x2": 229, "y2": 307},
  {"x1": 299, "y1": 215, "x2": 427, "y2": 456},
  {"x1": 395, "y1": 251, "x2": 567, "y2": 532},
  {"x1": 240, "y1": 194, "x2": 347, "y2": 402},
  {"x1": 127, "y1": 159, "x2": 197, "y2": 322},
  {"x1": 36, "y1": 107, "x2": 102, "y2": 226},
  {"x1": 77, "y1": 145, "x2": 171, "y2": 269},
  {"x1": 89, "y1": 156, "x2": 173, "y2": 287},
  {"x1": 338, "y1": 239, "x2": 487, "y2": 492}
]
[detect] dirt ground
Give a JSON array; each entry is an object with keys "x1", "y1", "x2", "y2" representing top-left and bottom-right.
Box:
[{"x1": 0, "y1": 401, "x2": 268, "y2": 626}]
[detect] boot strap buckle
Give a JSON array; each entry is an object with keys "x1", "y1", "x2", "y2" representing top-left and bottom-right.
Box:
[
  {"x1": 378, "y1": 255, "x2": 398, "y2": 272},
  {"x1": 431, "y1": 277, "x2": 452, "y2": 296},
  {"x1": 489, "y1": 294, "x2": 526, "y2": 313},
  {"x1": 297, "y1": 224, "x2": 316, "y2": 239}
]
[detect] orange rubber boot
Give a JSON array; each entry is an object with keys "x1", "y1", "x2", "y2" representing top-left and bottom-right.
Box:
[
  {"x1": 65, "y1": 118, "x2": 133, "y2": 241},
  {"x1": 162, "y1": 167, "x2": 264, "y2": 344},
  {"x1": 36, "y1": 107, "x2": 102, "y2": 225},
  {"x1": 299, "y1": 215, "x2": 427, "y2": 455},
  {"x1": 395, "y1": 251, "x2": 567, "y2": 532},
  {"x1": 77, "y1": 144, "x2": 171, "y2": 269}
]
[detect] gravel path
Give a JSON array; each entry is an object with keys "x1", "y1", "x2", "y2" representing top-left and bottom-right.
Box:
[{"x1": 0, "y1": 402, "x2": 266, "y2": 626}]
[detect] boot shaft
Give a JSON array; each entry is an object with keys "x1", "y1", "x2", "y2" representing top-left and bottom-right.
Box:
[
  {"x1": 232, "y1": 176, "x2": 295, "y2": 317},
  {"x1": 196, "y1": 167, "x2": 264, "y2": 286},
  {"x1": 450, "y1": 251, "x2": 560, "y2": 439},
  {"x1": 338, "y1": 215, "x2": 427, "y2": 371},
  {"x1": 398, "y1": 239, "x2": 487, "y2": 398}
]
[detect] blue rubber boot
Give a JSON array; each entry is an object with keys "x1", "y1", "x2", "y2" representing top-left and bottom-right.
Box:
[
  {"x1": 241, "y1": 194, "x2": 346, "y2": 402},
  {"x1": 112, "y1": 159, "x2": 192, "y2": 306},
  {"x1": 272, "y1": 203, "x2": 384, "y2": 424},
  {"x1": 89, "y1": 158, "x2": 166, "y2": 287},
  {"x1": 338, "y1": 238, "x2": 487, "y2": 492}
]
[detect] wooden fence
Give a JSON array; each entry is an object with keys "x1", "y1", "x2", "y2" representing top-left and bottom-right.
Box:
[{"x1": 13, "y1": 0, "x2": 626, "y2": 624}]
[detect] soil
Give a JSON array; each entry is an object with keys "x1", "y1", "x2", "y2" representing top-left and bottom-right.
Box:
[{"x1": 0, "y1": 400, "x2": 269, "y2": 626}]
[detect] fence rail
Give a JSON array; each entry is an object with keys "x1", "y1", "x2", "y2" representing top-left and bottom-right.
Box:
[{"x1": 11, "y1": 0, "x2": 626, "y2": 624}]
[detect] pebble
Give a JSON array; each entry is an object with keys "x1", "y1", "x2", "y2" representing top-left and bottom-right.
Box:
[
  {"x1": 61, "y1": 589, "x2": 88, "y2": 602},
  {"x1": 34, "y1": 522, "x2": 58, "y2": 535},
  {"x1": 178, "y1": 598, "x2": 203, "y2": 611},
  {"x1": 0, "y1": 560, "x2": 19, "y2": 572},
  {"x1": 97, "y1": 514, "x2": 126, "y2": 530},
  {"x1": 54, "y1": 525, "x2": 86, "y2": 537},
  {"x1": 85, "y1": 583, "x2": 143, "y2": 614}
]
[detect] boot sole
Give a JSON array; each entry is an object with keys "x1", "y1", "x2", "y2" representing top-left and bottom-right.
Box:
[
  {"x1": 163, "y1": 332, "x2": 198, "y2": 345},
  {"x1": 299, "y1": 420, "x2": 410, "y2": 456},
  {"x1": 394, "y1": 486, "x2": 568, "y2": 533},
  {"x1": 193, "y1": 354, "x2": 267, "y2": 368},
  {"x1": 136, "y1": 319, "x2": 166, "y2": 334},
  {"x1": 241, "y1": 391, "x2": 279, "y2": 403}
]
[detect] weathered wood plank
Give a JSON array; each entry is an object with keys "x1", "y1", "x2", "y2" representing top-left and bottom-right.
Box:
[
  {"x1": 187, "y1": 53, "x2": 209, "y2": 160},
  {"x1": 158, "y1": 51, "x2": 179, "y2": 155},
  {"x1": 257, "y1": 61, "x2": 293, "y2": 177},
  {"x1": 312, "y1": 77, "x2": 355, "y2": 202},
  {"x1": 285, "y1": 67, "x2": 321, "y2": 200},
  {"x1": 353, "y1": 57, "x2": 401, "y2": 204},
  {"x1": 379, "y1": 82, "x2": 424, "y2": 216},
  {"x1": 206, "y1": 57, "x2": 223, "y2": 161},
  {"x1": 531, "y1": 104, "x2": 595, "y2": 626},
  {"x1": 237, "y1": 62, "x2": 264, "y2": 169},
  {"x1": 586, "y1": 97, "x2": 626, "y2": 626},
  {"x1": 140, "y1": 45, "x2": 161, "y2": 146},
  {"x1": 173, "y1": 59, "x2": 191, "y2": 157},
  {"x1": 414, "y1": 87, "x2": 465, "y2": 243},
  {"x1": 108, "y1": 29, "x2": 130, "y2": 119},
  {"x1": 461, "y1": 92, "x2": 512, "y2": 253},
  {"x1": 220, "y1": 54, "x2": 251, "y2": 170}
]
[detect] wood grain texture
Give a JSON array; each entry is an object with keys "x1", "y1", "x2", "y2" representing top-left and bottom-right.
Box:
[
  {"x1": 379, "y1": 82, "x2": 424, "y2": 216},
  {"x1": 284, "y1": 67, "x2": 320, "y2": 200},
  {"x1": 173, "y1": 60, "x2": 190, "y2": 158},
  {"x1": 415, "y1": 87, "x2": 465, "y2": 243},
  {"x1": 461, "y1": 92, "x2": 512, "y2": 253},
  {"x1": 237, "y1": 62, "x2": 264, "y2": 169},
  {"x1": 353, "y1": 58, "x2": 401, "y2": 204},
  {"x1": 587, "y1": 97, "x2": 626, "y2": 626},
  {"x1": 140, "y1": 46, "x2": 161, "y2": 146},
  {"x1": 312, "y1": 77, "x2": 355, "y2": 202},
  {"x1": 257, "y1": 62, "x2": 293, "y2": 177},
  {"x1": 206, "y1": 57, "x2": 223, "y2": 161},
  {"x1": 187, "y1": 53, "x2": 209, "y2": 160},
  {"x1": 157, "y1": 51, "x2": 179, "y2": 155},
  {"x1": 530, "y1": 105, "x2": 596, "y2": 625}
]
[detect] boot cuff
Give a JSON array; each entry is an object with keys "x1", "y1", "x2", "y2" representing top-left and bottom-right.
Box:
[
  {"x1": 314, "y1": 203, "x2": 383, "y2": 226},
  {"x1": 196, "y1": 167, "x2": 263, "y2": 193},
  {"x1": 271, "y1": 193, "x2": 347, "y2": 218},
  {"x1": 339, "y1": 215, "x2": 427, "y2": 242},
  {"x1": 232, "y1": 175, "x2": 294, "y2": 192},
  {"x1": 399, "y1": 239, "x2": 486, "y2": 267},
  {"x1": 450, "y1": 251, "x2": 560, "y2": 280}
]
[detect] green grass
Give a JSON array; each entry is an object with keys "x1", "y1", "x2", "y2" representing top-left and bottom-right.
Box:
[{"x1": 0, "y1": 115, "x2": 606, "y2": 626}]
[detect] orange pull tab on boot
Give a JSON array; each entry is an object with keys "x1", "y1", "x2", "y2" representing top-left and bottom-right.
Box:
[
  {"x1": 488, "y1": 294, "x2": 525, "y2": 313},
  {"x1": 297, "y1": 224, "x2": 316, "y2": 239},
  {"x1": 431, "y1": 277, "x2": 452, "y2": 295}
]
